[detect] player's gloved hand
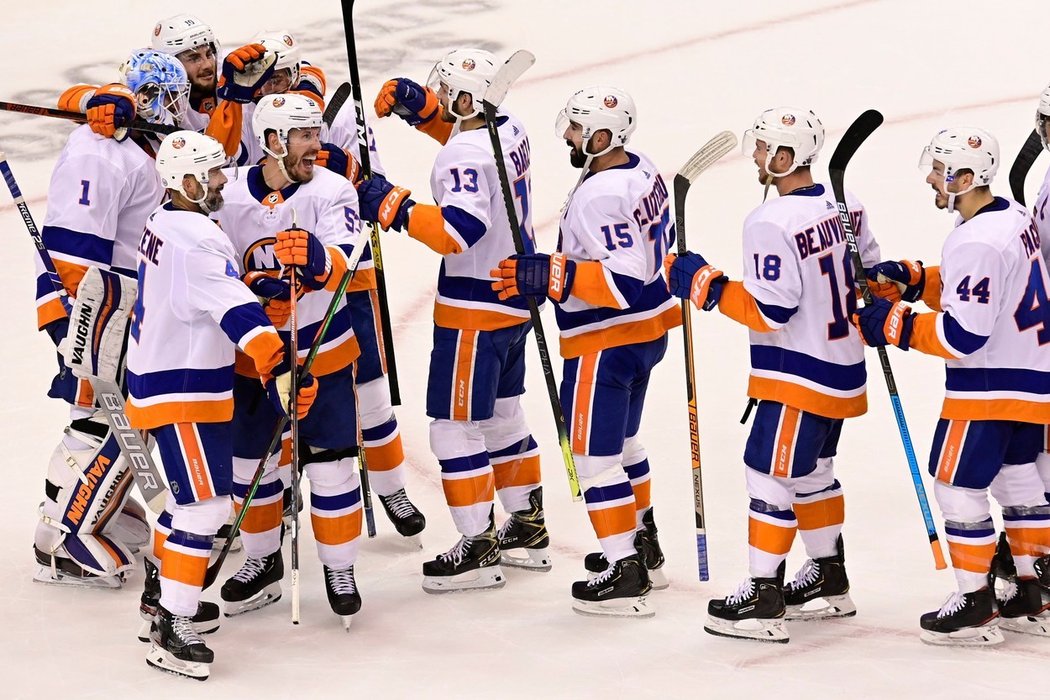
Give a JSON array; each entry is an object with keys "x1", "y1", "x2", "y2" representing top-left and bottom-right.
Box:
[
  {"x1": 274, "y1": 228, "x2": 332, "y2": 289},
  {"x1": 217, "y1": 43, "x2": 276, "y2": 103},
  {"x1": 374, "y1": 78, "x2": 439, "y2": 126},
  {"x1": 242, "y1": 271, "x2": 291, "y2": 300},
  {"x1": 263, "y1": 369, "x2": 317, "y2": 419},
  {"x1": 491, "y1": 253, "x2": 576, "y2": 303},
  {"x1": 316, "y1": 143, "x2": 361, "y2": 184},
  {"x1": 851, "y1": 298, "x2": 914, "y2": 349},
  {"x1": 664, "y1": 252, "x2": 727, "y2": 311},
  {"x1": 85, "y1": 83, "x2": 135, "y2": 141},
  {"x1": 866, "y1": 259, "x2": 925, "y2": 303},
  {"x1": 356, "y1": 175, "x2": 414, "y2": 231}
]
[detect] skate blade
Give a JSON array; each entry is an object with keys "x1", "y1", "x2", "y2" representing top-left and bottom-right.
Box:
[
  {"x1": 704, "y1": 615, "x2": 789, "y2": 643},
  {"x1": 572, "y1": 595, "x2": 654, "y2": 619},
  {"x1": 222, "y1": 583, "x2": 282, "y2": 617},
  {"x1": 648, "y1": 567, "x2": 669, "y2": 591},
  {"x1": 341, "y1": 615, "x2": 353, "y2": 632},
  {"x1": 785, "y1": 594, "x2": 857, "y2": 621},
  {"x1": 33, "y1": 565, "x2": 123, "y2": 589},
  {"x1": 501, "y1": 548, "x2": 552, "y2": 572},
  {"x1": 1000, "y1": 613, "x2": 1050, "y2": 637},
  {"x1": 146, "y1": 644, "x2": 209, "y2": 681},
  {"x1": 919, "y1": 623, "x2": 1005, "y2": 647},
  {"x1": 422, "y1": 566, "x2": 506, "y2": 594}
]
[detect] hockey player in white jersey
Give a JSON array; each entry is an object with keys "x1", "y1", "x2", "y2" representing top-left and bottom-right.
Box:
[
  {"x1": 857, "y1": 127, "x2": 1050, "y2": 645},
  {"x1": 666, "y1": 108, "x2": 882, "y2": 641},
  {"x1": 129, "y1": 130, "x2": 316, "y2": 680},
  {"x1": 491, "y1": 87, "x2": 679, "y2": 617},
  {"x1": 32, "y1": 49, "x2": 189, "y2": 588},
  {"x1": 213, "y1": 94, "x2": 368, "y2": 624},
  {"x1": 359, "y1": 48, "x2": 549, "y2": 591}
]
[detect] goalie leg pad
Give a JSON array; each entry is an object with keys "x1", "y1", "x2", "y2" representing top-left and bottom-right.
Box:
[{"x1": 63, "y1": 266, "x2": 136, "y2": 384}]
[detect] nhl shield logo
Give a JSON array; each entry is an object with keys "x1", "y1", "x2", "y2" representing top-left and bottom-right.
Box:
[
  {"x1": 266, "y1": 193, "x2": 280, "y2": 205},
  {"x1": 968, "y1": 135, "x2": 982, "y2": 148},
  {"x1": 272, "y1": 96, "x2": 286, "y2": 108},
  {"x1": 604, "y1": 95, "x2": 618, "y2": 108},
  {"x1": 781, "y1": 114, "x2": 796, "y2": 126},
  {"x1": 171, "y1": 137, "x2": 186, "y2": 149},
  {"x1": 462, "y1": 58, "x2": 476, "y2": 71}
]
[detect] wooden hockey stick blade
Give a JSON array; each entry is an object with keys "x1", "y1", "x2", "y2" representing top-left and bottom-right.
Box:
[
  {"x1": 829, "y1": 109, "x2": 884, "y2": 175},
  {"x1": 677, "y1": 131, "x2": 737, "y2": 184},
  {"x1": 323, "y1": 82, "x2": 352, "y2": 127},
  {"x1": 1009, "y1": 129, "x2": 1042, "y2": 206},
  {"x1": 483, "y1": 50, "x2": 536, "y2": 108}
]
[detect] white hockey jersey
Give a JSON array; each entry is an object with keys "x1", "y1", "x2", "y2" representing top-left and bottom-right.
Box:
[
  {"x1": 555, "y1": 150, "x2": 680, "y2": 358},
  {"x1": 126, "y1": 203, "x2": 283, "y2": 429},
  {"x1": 214, "y1": 164, "x2": 361, "y2": 376}
]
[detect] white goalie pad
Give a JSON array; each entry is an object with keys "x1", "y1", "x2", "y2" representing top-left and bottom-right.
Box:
[{"x1": 64, "y1": 266, "x2": 136, "y2": 384}]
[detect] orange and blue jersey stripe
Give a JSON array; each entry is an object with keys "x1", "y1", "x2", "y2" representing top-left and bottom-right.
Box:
[
  {"x1": 435, "y1": 268, "x2": 533, "y2": 331},
  {"x1": 747, "y1": 345, "x2": 867, "y2": 419},
  {"x1": 556, "y1": 280, "x2": 679, "y2": 359}
]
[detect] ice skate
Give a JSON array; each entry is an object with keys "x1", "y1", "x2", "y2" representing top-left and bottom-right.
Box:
[
  {"x1": 378, "y1": 488, "x2": 426, "y2": 543},
  {"x1": 1035, "y1": 554, "x2": 1050, "y2": 588},
  {"x1": 137, "y1": 558, "x2": 220, "y2": 642},
  {"x1": 498, "y1": 486, "x2": 552, "y2": 572},
  {"x1": 422, "y1": 511, "x2": 505, "y2": 593},
  {"x1": 33, "y1": 545, "x2": 124, "y2": 589},
  {"x1": 220, "y1": 551, "x2": 283, "y2": 616},
  {"x1": 324, "y1": 564, "x2": 361, "y2": 630},
  {"x1": 571, "y1": 554, "x2": 653, "y2": 618},
  {"x1": 705, "y1": 564, "x2": 788, "y2": 643},
  {"x1": 998, "y1": 578, "x2": 1050, "y2": 637},
  {"x1": 584, "y1": 507, "x2": 667, "y2": 589},
  {"x1": 784, "y1": 537, "x2": 856, "y2": 621},
  {"x1": 145, "y1": 605, "x2": 213, "y2": 681},
  {"x1": 919, "y1": 588, "x2": 1004, "y2": 647}
]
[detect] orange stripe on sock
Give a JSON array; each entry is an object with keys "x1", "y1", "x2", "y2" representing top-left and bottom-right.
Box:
[
  {"x1": 794, "y1": 494, "x2": 845, "y2": 531},
  {"x1": 152, "y1": 529, "x2": 168, "y2": 561},
  {"x1": 749, "y1": 516, "x2": 797, "y2": 555},
  {"x1": 312, "y1": 509, "x2": 363, "y2": 546},
  {"x1": 631, "y1": 478, "x2": 652, "y2": 512},
  {"x1": 1005, "y1": 526, "x2": 1050, "y2": 558},
  {"x1": 236, "y1": 499, "x2": 283, "y2": 535},
  {"x1": 588, "y1": 502, "x2": 636, "y2": 540},
  {"x1": 936, "y1": 420, "x2": 968, "y2": 484},
  {"x1": 773, "y1": 407, "x2": 800, "y2": 477},
  {"x1": 161, "y1": 549, "x2": 209, "y2": 587},
  {"x1": 948, "y1": 540, "x2": 995, "y2": 573},
  {"x1": 571, "y1": 353, "x2": 598, "y2": 454},
  {"x1": 364, "y1": 435, "x2": 404, "y2": 472},
  {"x1": 492, "y1": 454, "x2": 541, "y2": 490},
  {"x1": 442, "y1": 472, "x2": 495, "y2": 508}
]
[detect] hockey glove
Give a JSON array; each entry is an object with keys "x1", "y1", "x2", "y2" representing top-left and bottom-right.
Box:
[
  {"x1": 316, "y1": 143, "x2": 362, "y2": 184},
  {"x1": 218, "y1": 43, "x2": 276, "y2": 103},
  {"x1": 274, "y1": 228, "x2": 332, "y2": 290},
  {"x1": 664, "y1": 252, "x2": 726, "y2": 311},
  {"x1": 374, "y1": 78, "x2": 439, "y2": 126},
  {"x1": 491, "y1": 253, "x2": 576, "y2": 303},
  {"x1": 263, "y1": 370, "x2": 317, "y2": 420},
  {"x1": 85, "y1": 83, "x2": 135, "y2": 141},
  {"x1": 851, "y1": 298, "x2": 914, "y2": 349},
  {"x1": 867, "y1": 259, "x2": 925, "y2": 303},
  {"x1": 242, "y1": 271, "x2": 291, "y2": 301},
  {"x1": 356, "y1": 175, "x2": 414, "y2": 232}
]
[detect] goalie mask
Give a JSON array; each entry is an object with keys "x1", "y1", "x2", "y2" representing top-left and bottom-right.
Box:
[
  {"x1": 119, "y1": 49, "x2": 190, "y2": 126},
  {"x1": 743, "y1": 107, "x2": 824, "y2": 178}
]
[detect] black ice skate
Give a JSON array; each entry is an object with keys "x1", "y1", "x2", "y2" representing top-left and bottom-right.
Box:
[
  {"x1": 999, "y1": 577, "x2": 1050, "y2": 637},
  {"x1": 988, "y1": 531, "x2": 1017, "y2": 599},
  {"x1": 571, "y1": 553, "x2": 653, "y2": 618},
  {"x1": 705, "y1": 563, "x2": 788, "y2": 643},
  {"x1": 323, "y1": 564, "x2": 361, "y2": 631},
  {"x1": 784, "y1": 536, "x2": 856, "y2": 621},
  {"x1": 33, "y1": 545, "x2": 124, "y2": 589},
  {"x1": 220, "y1": 551, "x2": 283, "y2": 616},
  {"x1": 137, "y1": 558, "x2": 220, "y2": 642},
  {"x1": 145, "y1": 605, "x2": 214, "y2": 681},
  {"x1": 498, "y1": 486, "x2": 552, "y2": 572},
  {"x1": 377, "y1": 488, "x2": 426, "y2": 541},
  {"x1": 1034, "y1": 554, "x2": 1050, "y2": 588},
  {"x1": 919, "y1": 588, "x2": 1004, "y2": 646},
  {"x1": 584, "y1": 507, "x2": 667, "y2": 589},
  {"x1": 421, "y1": 510, "x2": 505, "y2": 593}
]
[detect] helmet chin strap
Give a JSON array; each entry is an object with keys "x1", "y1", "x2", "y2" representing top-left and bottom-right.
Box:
[{"x1": 263, "y1": 139, "x2": 296, "y2": 185}]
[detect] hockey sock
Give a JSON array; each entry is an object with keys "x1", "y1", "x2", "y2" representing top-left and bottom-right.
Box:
[
  {"x1": 491, "y1": 435, "x2": 541, "y2": 514},
  {"x1": 361, "y1": 417, "x2": 407, "y2": 496},
  {"x1": 232, "y1": 457, "x2": 283, "y2": 558},
  {"x1": 439, "y1": 452, "x2": 495, "y2": 537},
  {"x1": 624, "y1": 458, "x2": 652, "y2": 529},
  {"x1": 584, "y1": 478, "x2": 637, "y2": 564},
  {"x1": 160, "y1": 528, "x2": 215, "y2": 617},
  {"x1": 945, "y1": 517, "x2": 997, "y2": 593},
  {"x1": 793, "y1": 480, "x2": 845, "y2": 559},
  {"x1": 748, "y1": 499, "x2": 797, "y2": 578},
  {"x1": 306, "y1": 456, "x2": 363, "y2": 570},
  {"x1": 152, "y1": 510, "x2": 173, "y2": 562},
  {"x1": 1003, "y1": 505, "x2": 1050, "y2": 578}
]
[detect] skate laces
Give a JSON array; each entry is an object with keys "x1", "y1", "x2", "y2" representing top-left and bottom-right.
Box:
[
  {"x1": 326, "y1": 567, "x2": 356, "y2": 595},
  {"x1": 789, "y1": 560, "x2": 820, "y2": 591},
  {"x1": 232, "y1": 557, "x2": 267, "y2": 583},
  {"x1": 996, "y1": 579, "x2": 1019, "y2": 604},
  {"x1": 172, "y1": 614, "x2": 205, "y2": 645},
  {"x1": 589, "y1": 563, "x2": 617, "y2": 587},
  {"x1": 382, "y1": 489, "x2": 416, "y2": 519},
  {"x1": 726, "y1": 578, "x2": 757, "y2": 606},
  {"x1": 497, "y1": 515, "x2": 519, "y2": 540},
  {"x1": 438, "y1": 536, "x2": 471, "y2": 566},
  {"x1": 937, "y1": 591, "x2": 967, "y2": 618}
]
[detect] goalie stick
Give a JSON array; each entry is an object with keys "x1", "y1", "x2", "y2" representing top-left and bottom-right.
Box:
[
  {"x1": 481, "y1": 50, "x2": 582, "y2": 502},
  {"x1": 828, "y1": 110, "x2": 947, "y2": 571},
  {"x1": 323, "y1": 82, "x2": 352, "y2": 128},
  {"x1": 673, "y1": 131, "x2": 737, "y2": 582},
  {"x1": 1009, "y1": 129, "x2": 1043, "y2": 206},
  {"x1": 0, "y1": 151, "x2": 167, "y2": 514},
  {"x1": 0, "y1": 100, "x2": 177, "y2": 138}
]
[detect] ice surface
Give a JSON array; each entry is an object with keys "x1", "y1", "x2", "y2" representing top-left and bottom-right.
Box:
[{"x1": 2, "y1": 0, "x2": 1049, "y2": 697}]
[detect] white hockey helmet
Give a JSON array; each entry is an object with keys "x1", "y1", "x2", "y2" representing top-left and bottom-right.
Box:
[
  {"x1": 252, "y1": 31, "x2": 302, "y2": 87},
  {"x1": 151, "y1": 14, "x2": 219, "y2": 56},
  {"x1": 426, "y1": 48, "x2": 499, "y2": 120},
  {"x1": 1036, "y1": 83, "x2": 1050, "y2": 150},
  {"x1": 118, "y1": 49, "x2": 190, "y2": 125},
  {"x1": 919, "y1": 127, "x2": 999, "y2": 208},
  {"x1": 253, "y1": 92, "x2": 322, "y2": 175},
  {"x1": 743, "y1": 107, "x2": 824, "y2": 177},
  {"x1": 555, "y1": 86, "x2": 637, "y2": 157},
  {"x1": 156, "y1": 130, "x2": 227, "y2": 207}
]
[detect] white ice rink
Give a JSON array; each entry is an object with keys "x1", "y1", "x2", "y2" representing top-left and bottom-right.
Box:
[{"x1": 2, "y1": 0, "x2": 1049, "y2": 697}]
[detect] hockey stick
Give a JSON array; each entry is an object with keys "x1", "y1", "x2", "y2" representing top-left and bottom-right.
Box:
[
  {"x1": 339, "y1": 0, "x2": 401, "y2": 405},
  {"x1": 0, "y1": 151, "x2": 167, "y2": 514},
  {"x1": 482, "y1": 51, "x2": 582, "y2": 502},
  {"x1": 359, "y1": 438, "x2": 377, "y2": 538},
  {"x1": 829, "y1": 110, "x2": 947, "y2": 571},
  {"x1": 1009, "y1": 129, "x2": 1042, "y2": 206},
  {"x1": 0, "y1": 101, "x2": 177, "y2": 137},
  {"x1": 323, "y1": 82, "x2": 352, "y2": 128},
  {"x1": 673, "y1": 131, "x2": 737, "y2": 582}
]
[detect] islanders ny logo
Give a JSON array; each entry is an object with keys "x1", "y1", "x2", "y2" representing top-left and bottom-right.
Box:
[
  {"x1": 604, "y1": 95, "x2": 618, "y2": 108},
  {"x1": 462, "y1": 58, "x2": 476, "y2": 71},
  {"x1": 272, "y1": 96, "x2": 286, "y2": 108},
  {"x1": 171, "y1": 137, "x2": 186, "y2": 149},
  {"x1": 968, "y1": 135, "x2": 982, "y2": 148},
  {"x1": 781, "y1": 114, "x2": 796, "y2": 126}
]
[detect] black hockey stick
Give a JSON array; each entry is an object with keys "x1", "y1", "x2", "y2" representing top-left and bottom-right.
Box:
[
  {"x1": 1009, "y1": 129, "x2": 1042, "y2": 206},
  {"x1": 829, "y1": 110, "x2": 946, "y2": 570},
  {"x1": 0, "y1": 101, "x2": 177, "y2": 137},
  {"x1": 672, "y1": 131, "x2": 737, "y2": 582},
  {"x1": 482, "y1": 51, "x2": 581, "y2": 501},
  {"x1": 323, "y1": 82, "x2": 352, "y2": 128},
  {"x1": 339, "y1": 0, "x2": 401, "y2": 405}
]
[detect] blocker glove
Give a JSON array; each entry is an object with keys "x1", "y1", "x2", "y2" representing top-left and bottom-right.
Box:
[
  {"x1": 852, "y1": 298, "x2": 914, "y2": 349},
  {"x1": 374, "y1": 78, "x2": 439, "y2": 126},
  {"x1": 356, "y1": 175, "x2": 414, "y2": 232},
  {"x1": 491, "y1": 253, "x2": 576, "y2": 303},
  {"x1": 664, "y1": 252, "x2": 726, "y2": 311},
  {"x1": 85, "y1": 83, "x2": 135, "y2": 141}
]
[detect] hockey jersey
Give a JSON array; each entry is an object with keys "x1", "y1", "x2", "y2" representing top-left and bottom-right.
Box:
[
  {"x1": 909, "y1": 197, "x2": 1050, "y2": 423},
  {"x1": 37, "y1": 125, "x2": 163, "y2": 329},
  {"x1": 214, "y1": 164, "x2": 361, "y2": 377},
  {"x1": 126, "y1": 203, "x2": 283, "y2": 429},
  {"x1": 555, "y1": 151, "x2": 680, "y2": 358},
  {"x1": 728, "y1": 184, "x2": 881, "y2": 419}
]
